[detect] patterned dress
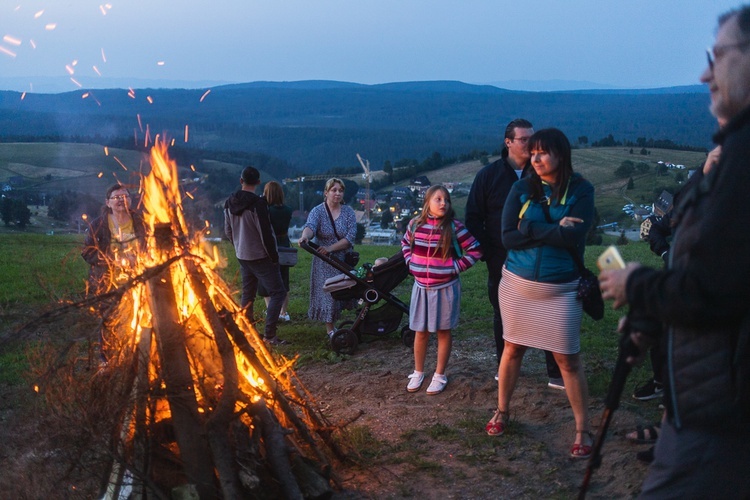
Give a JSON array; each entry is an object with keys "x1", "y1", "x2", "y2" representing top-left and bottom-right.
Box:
[{"x1": 304, "y1": 202, "x2": 358, "y2": 323}]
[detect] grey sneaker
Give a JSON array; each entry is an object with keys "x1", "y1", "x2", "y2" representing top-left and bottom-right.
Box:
[
  {"x1": 427, "y1": 373, "x2": 448, "y2": 395},
  {"x1": 407, "y1": 371, "x2": 425, "y2": 392},
  {"x1": 548, "y1": 377, "x2": 565, "y2": 390}
]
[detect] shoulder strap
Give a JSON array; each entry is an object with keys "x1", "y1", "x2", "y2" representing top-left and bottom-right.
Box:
[{"x1": 324, "y1": 202, "x2": 342, "y2": 240}]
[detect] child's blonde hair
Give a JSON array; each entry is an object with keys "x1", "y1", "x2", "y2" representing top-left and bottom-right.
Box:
[{"x1": 410, "y1": 185, "x2": 455, "y2": 260}]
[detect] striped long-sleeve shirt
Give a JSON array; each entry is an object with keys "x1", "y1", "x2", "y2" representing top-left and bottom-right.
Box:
[{"x1": 401, "y1": 217, "x2": 482, "y2": 287}]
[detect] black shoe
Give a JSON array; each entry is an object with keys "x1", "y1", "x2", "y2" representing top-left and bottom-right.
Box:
[
  {"x1": 633, "y1": 380, "x2": 663, "y2": 401},
  {"x1": 636, "y1": 446, "x2": 655, "y2": 464},
  {"x1": 264, "y1": 336, "x2": 290, "y2": 346}
]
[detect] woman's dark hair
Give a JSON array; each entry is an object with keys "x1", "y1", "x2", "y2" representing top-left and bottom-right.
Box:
[{"x1": 527, "y1": 128, "x2": 574, "y2": 202}]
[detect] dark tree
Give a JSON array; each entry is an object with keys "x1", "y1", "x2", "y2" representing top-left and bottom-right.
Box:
[
  {"x1": 380, "y1": 209, "x2": 393, "y2": 229},
  {"x1": 614, "y1": 160, "x2": 636, "y2": 178},
  {"x1": 627, "y1": 177, "x2": 635, "y2": 190}
]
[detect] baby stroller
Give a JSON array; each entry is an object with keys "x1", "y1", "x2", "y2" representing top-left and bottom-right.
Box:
[{"x1": 300, "y1": 241, "x2": 414, "y2": 354}]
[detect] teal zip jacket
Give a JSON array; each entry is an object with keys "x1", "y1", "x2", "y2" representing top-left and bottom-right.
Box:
[{"x1": 501, "y1": 173, "x2": 594, "y2": 283}]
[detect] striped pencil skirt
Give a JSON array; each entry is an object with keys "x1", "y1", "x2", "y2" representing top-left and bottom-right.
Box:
[{"x1": 499, "y1": 266, "x2": 583, "y2": 355}]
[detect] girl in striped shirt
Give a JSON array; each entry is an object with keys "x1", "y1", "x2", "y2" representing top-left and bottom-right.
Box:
[{"x1": 401, "y1": 185, "x2": 482, "y2": 394}]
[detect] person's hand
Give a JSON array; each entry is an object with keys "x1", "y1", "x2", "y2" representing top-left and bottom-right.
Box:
[
  {"x1": 703, "y1": 145, "x2": 721, "y2": 174},
  {"x1": 599, "y1": 262, "x2": 640, "y2": 309},
  {"x1": 318, "y1": 246, "x2": 329, "y2": 256},
  {"x1": 297, "y1": 235, "x2": 308, "y2": 246},
  {"x1": 559, "y1": 216, "x2": 583, "y2": 228},
  {"x1": 616, "y1": 316, "x2": 654, "y2": 366}
]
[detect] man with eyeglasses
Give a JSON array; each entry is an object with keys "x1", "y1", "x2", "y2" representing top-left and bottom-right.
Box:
[
  {"x1": 82, "y1": 183, "x2": 146, "y2": 362},
  {"x1": 599, "y1": 6, "x2": 750, "y2": 497},
  {"x1": 466, "y1": 118, "x2": 562, "y2": 388}
]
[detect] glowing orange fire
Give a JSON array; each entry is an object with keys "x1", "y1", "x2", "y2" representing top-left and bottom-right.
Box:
[{"x1": 103, "y1": 139, "x2": 304, "y2": 421}]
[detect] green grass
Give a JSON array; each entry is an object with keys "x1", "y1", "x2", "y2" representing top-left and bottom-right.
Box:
[
  {"x1": 0, "y1": 234, "x2": 665, "y2": 390},
  {"x1": 0, "y1": 233, "x2": 88, "y2": 306}
]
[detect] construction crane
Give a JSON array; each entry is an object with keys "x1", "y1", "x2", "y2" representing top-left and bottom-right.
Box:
[{"x1": 356, "y1": 153, "x2": 372, "y2": 223}]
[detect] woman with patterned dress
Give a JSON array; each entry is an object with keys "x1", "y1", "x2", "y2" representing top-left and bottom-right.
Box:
[{"x1": 297, "y1": 178, "x2": 357, "y2": 338}]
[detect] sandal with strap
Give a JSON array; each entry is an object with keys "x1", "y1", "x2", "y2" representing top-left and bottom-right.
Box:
[
  {"x1": 626, "y1": 423, "x2": 660, "y2": 444},
  {"x1": 570, "y1": 430, "x2": 594, "y2": 459},
  {"x1": 485, "y1": 409, "x2": 509, "y2": 436}
]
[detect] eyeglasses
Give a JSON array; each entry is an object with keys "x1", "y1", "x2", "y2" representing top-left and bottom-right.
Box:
[
  {"x1": 109, "y1": 195, "x2": 130, "y2": 201},
  {"x1": 707, "y1": 39, "x2": 750, "y2": 71}
]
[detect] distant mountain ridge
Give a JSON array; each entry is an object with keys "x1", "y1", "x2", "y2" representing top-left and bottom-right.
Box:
[{"x1": 0, "y1": 79, "x2": 715, "y2": 174}]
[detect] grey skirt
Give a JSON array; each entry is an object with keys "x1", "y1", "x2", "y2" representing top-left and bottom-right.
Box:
[
  {"x1": 499, "y1": 266, "x2": 582, "y2": 354},
  {"x1": 409, "y1": 279, "x2": 461, "y2": 333}
]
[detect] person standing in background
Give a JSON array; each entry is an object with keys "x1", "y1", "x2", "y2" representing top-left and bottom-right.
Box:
[
  {"x1": 297, "y1": 178, "x2": 358, "y2": 339},
  {"x1": 82, "y1": 183, "x2": 146, "y2": 362},
  {"x1": 465, "y1": 118, "x2": 563, "y2": 388},
  {"x1": 402, "y1": 185, "x2": 482, "y2": 395},
  {"x1": 486, "y1": 128, "x2": 595, "y2": 460},
  {"x1": 599, "y1": 7, "x2": 750, "y2": 496},
  {"x1": 224, "y1": 166, "x2": 288, "y2": 345},
  {"x1": 258, "y1": 181, "x2": 293, "y2": 322}
]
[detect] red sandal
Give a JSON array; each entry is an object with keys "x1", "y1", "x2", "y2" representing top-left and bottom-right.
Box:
[
  {"x1": 485, "y1": 409, "x2": 509, "y2": 436},
  {"x1": 570, "y1": 430, "x2": 593, "y2": 459}
]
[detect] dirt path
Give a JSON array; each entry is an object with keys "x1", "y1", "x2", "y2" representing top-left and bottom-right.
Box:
[{"x1": 296, "y1": 334, "x2": 661, "y2": 499}]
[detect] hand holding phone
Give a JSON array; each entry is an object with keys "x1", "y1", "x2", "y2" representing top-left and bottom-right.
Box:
[{"x1": 597, "y1": 245, "x2": 626, "y2": 271}]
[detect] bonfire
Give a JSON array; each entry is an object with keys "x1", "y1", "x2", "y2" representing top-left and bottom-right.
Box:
[{"x1": 30, "y1": 139, "x2": 343, "y2": 499}]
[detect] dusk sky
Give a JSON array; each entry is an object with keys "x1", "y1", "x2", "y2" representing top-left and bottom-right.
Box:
[{"x1": 0, "y1": 1, "x2": 742, "y2": 92}]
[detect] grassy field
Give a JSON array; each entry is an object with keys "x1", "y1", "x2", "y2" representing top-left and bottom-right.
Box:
[{"x1": 0, "y1": 233, "x2": 663, "y2": 390}]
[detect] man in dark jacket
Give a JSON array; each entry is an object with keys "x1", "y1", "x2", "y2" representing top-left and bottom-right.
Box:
[
  {"x1": 224, "y1": 166, "x2": 288, "y2": 345},
  {"x1": 600, "y1": 7, "x2": 750, "y2": 497},
  {"x1": 465, "y1": 118, "x2": 562, "y2": 387}
]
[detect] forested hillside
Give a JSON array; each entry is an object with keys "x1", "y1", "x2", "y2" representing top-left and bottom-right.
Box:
[{"x1": 0, "y1": 80, "x2": 715, "y2": 174}]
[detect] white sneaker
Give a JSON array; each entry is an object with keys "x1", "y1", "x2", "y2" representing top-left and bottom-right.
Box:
[
  {"x1": 427, "y1": 373, "x2": 448, "y2": 395},
  {"x1": 406, "y1": 371, "x2": 425, "y2": 392},
  {"x1": 279, "y1": 313, "x2": 291, "y2": 322}
]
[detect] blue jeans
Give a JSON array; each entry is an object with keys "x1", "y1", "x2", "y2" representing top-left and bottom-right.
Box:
[{"x1": 239, "y1": 257, "x2": 286, "y2": 339}]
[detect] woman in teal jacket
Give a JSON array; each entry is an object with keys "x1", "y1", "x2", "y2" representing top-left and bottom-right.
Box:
[{"x1": 485, "y1": 128, "x2": 595, "y2": 460}]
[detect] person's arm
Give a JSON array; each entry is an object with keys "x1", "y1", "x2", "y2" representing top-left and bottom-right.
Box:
[
  {"x1": 646, "y1": 214, "x2": 671, "y2": 263},
  {"x1": 501, "y1": 181, "x2": 539, "y2": 250},
  {"x1": 298, "y1": 205, "x2": 319, "y2": 245},
  {"x1": 223, "y1": 208, "x2": 233, "y2": 245},
  {"x1": 518, "y1": 181, "x2": 594, "y2": 248},
  {"x1": 401, "y1": 220, "x2": 414, "y2": 264},
  {"x1": 610, "y1": 142, "x2": 750, "y2": 328},
  {"x1": 453, "y1": 220, "x2": 482, "y2": 272},
  {"x1": 257, "y1": 200, "x2": 278, "y2": 263},
  {"x1": 319, "y1": 207, "x2": 355, "y2": 254},
  {"x1": 81, "y1": 217, "x2": 106, "y2": 266},
  {"x1": 464, "y1": 170, "x2": 487, "y2": 249}
]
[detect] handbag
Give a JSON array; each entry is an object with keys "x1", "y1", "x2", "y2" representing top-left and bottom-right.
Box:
[
  {"x1": 277, "y1": 246, "x2": 298, "y2": 267},
  {"x1": 575, "y1": 264, "x2": 605, "y2": 320},
  {"x1": 324, "y1": 202, "x2": 359, "y2": 267},
  {"x1": 541, "y1": 201, "x2": 604, "y2": 320}
]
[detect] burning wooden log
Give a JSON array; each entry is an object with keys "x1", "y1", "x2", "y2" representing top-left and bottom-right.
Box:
[{"x1": 86, "y1": 141, "x2": 342, "y2": 498}]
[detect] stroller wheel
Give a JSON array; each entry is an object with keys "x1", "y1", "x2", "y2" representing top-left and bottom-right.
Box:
[
  {"x1": 336, "y1": 320, "x2": 355, "y2": 331},
  {"x1": 331, "y1": 329, "x2": 359, "y2": 355},
  {"x1": 401, "y1": 326, "x2": 415, "y2": 349}
]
